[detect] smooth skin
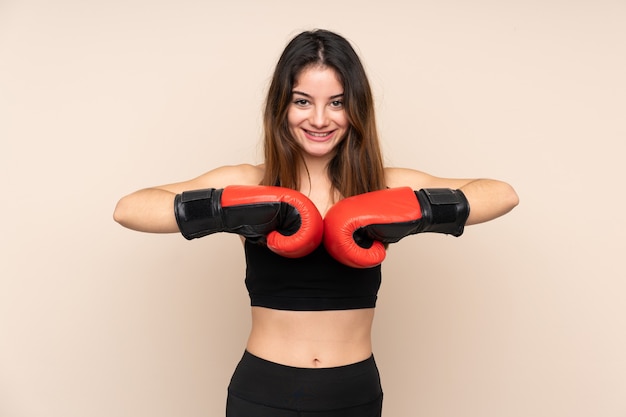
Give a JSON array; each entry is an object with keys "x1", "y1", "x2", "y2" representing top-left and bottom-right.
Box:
[{"x1": 114, "y1": 66, "x2": 519, "y2": 368}]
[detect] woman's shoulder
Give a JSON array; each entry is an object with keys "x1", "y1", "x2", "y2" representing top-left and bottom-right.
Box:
[
  {"x1": 139, "y1": 164, "x2": 265, "y2": 196},
  {"x1": 220, "y1": 163, "x2": 265, "y2": 180},
  {"x1": 383, "y1": 167, "x2": 433, "y2": 189},
  {"x1": 199, "y1": 163, "x2": 265, "y2": 187},
  {"x1": 384, "y1": 166, "x2": 482, "y2": 190}
]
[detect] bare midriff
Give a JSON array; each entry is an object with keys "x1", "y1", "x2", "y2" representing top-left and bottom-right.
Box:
[{"x1": 246, "y1": 306, "x2": 375, "y2": 368}]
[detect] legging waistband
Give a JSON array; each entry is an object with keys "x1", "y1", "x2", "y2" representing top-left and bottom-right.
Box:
[{"x1": 228, "y1": 350, "x2": 383, "y2": 412}]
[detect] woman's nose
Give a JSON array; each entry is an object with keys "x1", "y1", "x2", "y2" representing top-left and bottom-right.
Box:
[{"x1": 309, "y1": 106, "x2": 329, "y2": 128}]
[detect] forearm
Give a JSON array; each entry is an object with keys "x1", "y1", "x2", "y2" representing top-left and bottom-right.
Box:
[
  {"x1": 113, "y1": 188, "x2": 179, "y2": 233},
  {"x1": 459, "y1": 179, "x2": 519, "y2": 225}
]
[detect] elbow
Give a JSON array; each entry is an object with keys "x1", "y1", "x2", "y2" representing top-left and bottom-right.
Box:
[
  {"x1": 112, "y1": 197, "x2": 131, "y2": 227},
  {"x1": 505, "y1": 183, "x2": 520, "y2": 212},
  {"x1": 465, "y1": 180, "x2": 519, "y2": 225}
]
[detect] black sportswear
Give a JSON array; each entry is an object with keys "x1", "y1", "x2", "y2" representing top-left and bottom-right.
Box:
[{"x1": 244, "y1": 240, "x2": 382, "y2": 311}]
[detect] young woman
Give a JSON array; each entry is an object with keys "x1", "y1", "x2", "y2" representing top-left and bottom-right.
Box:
[{"x1": 114, "y1": 29, "x2": 518, "y2": 417}]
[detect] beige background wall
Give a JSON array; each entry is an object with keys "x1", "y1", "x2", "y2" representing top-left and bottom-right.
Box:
[{"x1": 1, "y1": 0, "x2": 625, "y2": 416}]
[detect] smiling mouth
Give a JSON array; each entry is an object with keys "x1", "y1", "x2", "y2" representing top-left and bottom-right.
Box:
[{"x1": 305, "y1": 129, "x2": 333, "y2": 138}]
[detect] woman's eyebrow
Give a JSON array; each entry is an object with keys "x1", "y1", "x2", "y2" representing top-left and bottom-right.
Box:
[{"x1": 292, "y1": 90, "x2": 344, "y2": 99}]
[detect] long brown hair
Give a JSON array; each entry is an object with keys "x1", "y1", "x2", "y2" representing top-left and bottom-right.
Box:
[{"x1": 261, "y1": 29, "x2": 385, "y2": 197}]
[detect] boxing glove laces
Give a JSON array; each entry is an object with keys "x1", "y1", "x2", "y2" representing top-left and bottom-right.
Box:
[
  {"x1": 174, "y1": 185, "x2": 323, "y2": 258},
  {"x1": 323, "y1": 187, "x2": 470, "y2": 268}
]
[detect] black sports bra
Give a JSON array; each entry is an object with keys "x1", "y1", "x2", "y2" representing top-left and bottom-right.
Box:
[{"x1": 244, "y1": 240, "x2": 382, "y2": 311}]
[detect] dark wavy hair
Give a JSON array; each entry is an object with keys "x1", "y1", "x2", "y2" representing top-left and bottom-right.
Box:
[{"x1": 261, "y1": 29, "x2": 385, "y2": 198}]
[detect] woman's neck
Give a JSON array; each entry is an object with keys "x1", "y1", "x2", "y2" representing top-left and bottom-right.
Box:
[
  {"x1": 299, "y1": 155, "x2": 331, "y2": 189},
  {"x1": 298, "y1": 156, "x2": 338, "y2": 215}
]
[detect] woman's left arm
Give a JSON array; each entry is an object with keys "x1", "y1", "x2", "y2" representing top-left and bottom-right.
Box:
[{"x1": 385, "y1": 168, "x2": 519, "y2": 225}]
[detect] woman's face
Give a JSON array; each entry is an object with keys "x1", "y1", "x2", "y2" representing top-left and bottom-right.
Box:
[{"x1": 287, "y1": 66, "x2": 348, "y2": 160}]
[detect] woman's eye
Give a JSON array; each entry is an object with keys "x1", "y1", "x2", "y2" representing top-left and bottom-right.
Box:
[
  {"x1": 330, "y1": 100, "x2": 344, "y2": 108},
  {"x1": 294, "y1": 99, "x2": 309, "y2": 106}
]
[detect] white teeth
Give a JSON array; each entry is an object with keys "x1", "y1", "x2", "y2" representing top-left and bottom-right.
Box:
[{"x1": 307, "y1": 131, "x2": 330, "y2": 137}]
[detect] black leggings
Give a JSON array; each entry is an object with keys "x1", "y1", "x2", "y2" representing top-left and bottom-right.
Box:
[{"x1": 226, "y1": 351, "x2": 383, "y2": 417}]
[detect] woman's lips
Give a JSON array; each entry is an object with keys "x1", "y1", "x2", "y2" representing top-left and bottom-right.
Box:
[{"x1": 304, "y1": 129, "x2": 335, "y2": 141}]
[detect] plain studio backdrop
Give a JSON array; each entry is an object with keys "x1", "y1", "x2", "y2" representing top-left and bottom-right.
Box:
[{"x1": 1, "y1": 1, "x2": 625, "y2": 416}]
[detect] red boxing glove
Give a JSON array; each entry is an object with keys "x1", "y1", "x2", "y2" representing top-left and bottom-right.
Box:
[
  {"x1": 174, "y1": 185, "x2": 323, "y2": 258},
  {"x1": 323, "y1": 187, "x2": 470, "y2": 268}
]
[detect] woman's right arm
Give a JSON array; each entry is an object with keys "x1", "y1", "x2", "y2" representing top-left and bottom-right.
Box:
[{"x1": 113, "y1": 164, "x2": 264, "y2": 233}]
